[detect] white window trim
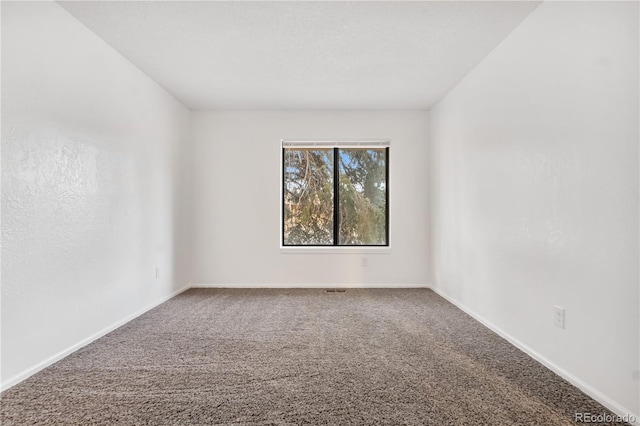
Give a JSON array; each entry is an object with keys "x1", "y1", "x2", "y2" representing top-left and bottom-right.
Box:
[
  {"x1": 282, "y1": 139, "x2": 391, "y2": 148},
  {"x1": 280, "y1": 246, "x2": 391, "y2": 254},
  {"x1": 279, "y1": 139, "x2": 391, "y2": 253}
]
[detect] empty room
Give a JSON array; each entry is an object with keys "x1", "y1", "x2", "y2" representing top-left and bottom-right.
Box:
[{"x1": 1, "y1": 0, "x2": 638, "y2": 424}]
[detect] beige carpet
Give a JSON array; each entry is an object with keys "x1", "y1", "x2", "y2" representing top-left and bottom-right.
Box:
[{"x1": 0, "y1": 288, "x2": 627, "y2": 425}]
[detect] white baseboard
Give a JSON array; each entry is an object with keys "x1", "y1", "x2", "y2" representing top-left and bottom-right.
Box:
[
  {"x1": 190, "y1": 283, "x2": 430, "y2": 288},
  {"x1": 428, "y1": 285, "x2": 640, "y2": 426},
  {"x1": 1, "y1": 284, "x2": 191, "y2": 392}
]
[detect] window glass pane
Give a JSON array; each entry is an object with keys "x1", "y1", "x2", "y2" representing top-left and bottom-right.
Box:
[
  {"x1": 283, "y1": 148, "x2": 334, "y2": 245},
  {"x1": 338, "y1": 148, "x2": 387, "y2": 245}
]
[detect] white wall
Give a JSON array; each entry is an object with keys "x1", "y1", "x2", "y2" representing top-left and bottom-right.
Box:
[
  {"x1": 191, "y1": 110, "x2": 429, "y2": 287},
  {"x1": 430, "y1": 1, "x2": 639, "y2": 418},
  {"x1": 1, "y1": 2, "x2": 192, "y2": 388}
]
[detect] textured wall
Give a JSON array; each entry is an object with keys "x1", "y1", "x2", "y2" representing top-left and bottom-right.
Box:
[
  {"x1": 430, "y1": 1, "x2": 639, "y2": 417},
  {"x1": 191, "y1": 110, "x2": 430, "y2": 287},
  {"x1": 1, "y1": 2, "x2": 192, "y2": 386}
]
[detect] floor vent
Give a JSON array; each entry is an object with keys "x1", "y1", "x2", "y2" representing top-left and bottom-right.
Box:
[{"x1": 326, "y1": 289, "x2": 346, "y2": 293}]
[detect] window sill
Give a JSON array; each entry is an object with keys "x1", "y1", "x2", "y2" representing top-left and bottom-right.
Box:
[{"x1": 280, "y1": 246, "x2": 391, "y2": 254}]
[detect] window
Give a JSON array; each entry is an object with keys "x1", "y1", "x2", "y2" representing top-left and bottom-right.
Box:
[{"x1": 282, "y1": 141, "x2": 389, "y2": 247}]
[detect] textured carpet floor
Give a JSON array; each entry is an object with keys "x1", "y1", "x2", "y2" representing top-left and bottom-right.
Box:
[{"x1": 0, "y1": 288, "x2": 627, "y2": 425}]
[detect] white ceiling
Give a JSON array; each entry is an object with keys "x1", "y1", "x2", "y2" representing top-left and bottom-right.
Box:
[{"x1": 58, "y1": 1, "x2": 540, "y2": 110}]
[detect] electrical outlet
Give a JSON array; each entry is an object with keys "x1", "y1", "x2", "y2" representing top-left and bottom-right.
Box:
[
  {"x1": 155, "y1": 267, "x2": 159, "y2": 279},
  {"x1": 553, "y1": 306, "x2": 565, "y2": 329},
  {"x1": 361, "y1": 257, "x2": 368, "y2": 267}
]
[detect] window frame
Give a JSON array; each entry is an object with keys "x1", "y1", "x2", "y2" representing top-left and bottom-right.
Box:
[{"x1": 280, "y1": 140, "x2": 390, "y2": 251}]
